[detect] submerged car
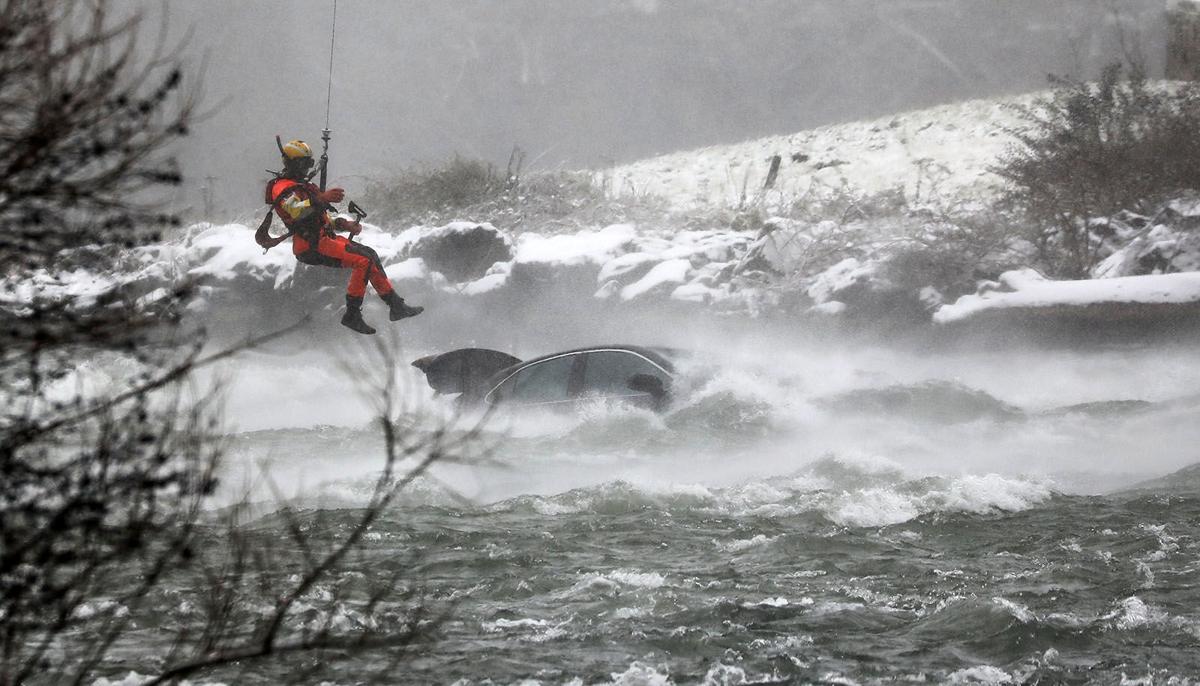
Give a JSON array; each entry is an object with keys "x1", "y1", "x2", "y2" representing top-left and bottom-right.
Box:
[{"x1": 411, "y1": 345, "x2": 679, "y2": 411}]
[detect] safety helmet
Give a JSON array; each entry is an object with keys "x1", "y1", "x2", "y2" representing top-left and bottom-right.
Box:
[
  {"x1": 281, "y1": 139, "x2": 313, "y2": 161},
  {"x1": 279, "y1": 138, "x2": 315, "y2": 178}
]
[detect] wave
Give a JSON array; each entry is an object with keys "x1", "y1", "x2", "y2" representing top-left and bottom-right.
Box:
[
  {"x1": 484, "y1": 455, "x2": 1055, "y2": 528},
  {"x1": 815, "y1": 381, "x2": 1023, "y2": 424}
]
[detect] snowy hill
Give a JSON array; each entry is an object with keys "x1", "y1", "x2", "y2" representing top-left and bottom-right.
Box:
[{"x1": 600, "y1": 94, "x2": 1035, "y2": 212}]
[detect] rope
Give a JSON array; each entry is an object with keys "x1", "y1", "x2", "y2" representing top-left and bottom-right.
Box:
[{"x1": 324, "y1": 0, "x2": 337, "y2": 129}]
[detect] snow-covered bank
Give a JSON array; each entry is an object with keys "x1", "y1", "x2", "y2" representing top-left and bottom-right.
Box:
[{"x1": 7, "y1": 213, "x2": 1200, "y2": 341}]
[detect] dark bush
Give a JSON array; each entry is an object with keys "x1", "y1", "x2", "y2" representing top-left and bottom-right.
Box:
[
  {"x1": 994, "y1": 63, "x2": 1200, "y2": 278},
  {"x1": 364, "y1": 156, "x2": 506, "y2": 221},
  {"x1": 883, "y1": 211, "x2": 1026, "y2": 299},
  {"x1": 363, "y1": 156, "x2": 666, "y2": 231}
]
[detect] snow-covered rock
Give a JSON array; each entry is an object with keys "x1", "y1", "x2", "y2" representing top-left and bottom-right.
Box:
[
  {"x1": 405, "y1": 222, "x2": 512, "y2": 281},
  {"x1": 186, "y1": 223, "x2": 296, "y2": 289},
  {"x1": 620, "y1": 258, "x2": 691, "y2": 301},
  {"x1": 1094, "y1": 223, "x2": 1200, "y2": 278},
  {"x1": 934, "y1": 269, "x2": 1200, "y2": 324},
  {"x1": 806, "y1": 258, "x2": 879, "y2": 305}
]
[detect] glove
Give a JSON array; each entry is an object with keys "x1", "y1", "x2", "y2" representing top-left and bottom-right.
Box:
[
  {"x1": 318, "y1": 187, "x2": 345, "y2": 204},
  {"x1": 334, "y1": 216, "x2": 362, "y2": 236}
]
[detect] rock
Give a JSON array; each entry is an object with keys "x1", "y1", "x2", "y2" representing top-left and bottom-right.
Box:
[
  {"x1": 1094, "y1": 223, "x2": 1200, "y2": 277},
  {"x1": 620, "y1": 259, "x2": 692, "y2": 301},
  {"x1": 597, "y1": 252, "x2": 661, "y2": 285},
  {"x1": 806, "y1": 258, "x2": 877, "y2": 304},
  {"x1": 407, "y1": 222, "x2": 512, "y2": 282}
]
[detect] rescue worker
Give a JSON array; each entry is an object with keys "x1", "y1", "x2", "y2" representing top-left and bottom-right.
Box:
[{"x1": 266, "y1": 139, "x2": 422, "y2": 334}]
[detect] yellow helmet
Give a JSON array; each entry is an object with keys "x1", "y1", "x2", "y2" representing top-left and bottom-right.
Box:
[
  {"x1": 277, "y1": 137, "x2": 315, "y2": 179},
  {"x1": 281, "y1": 139, "x2": 313, "y2": 161}
]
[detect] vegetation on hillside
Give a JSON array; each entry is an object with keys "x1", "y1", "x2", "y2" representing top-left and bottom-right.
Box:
[
  {"x1": 995, "y1": 64, "x2": 1200, "y2": 278},
  {"x1": 362, "y1": 153, "x2": 667, "y2": 232}
]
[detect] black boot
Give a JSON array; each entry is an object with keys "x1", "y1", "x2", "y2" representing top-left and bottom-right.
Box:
[
  {"x1": 382, "y1": 291, "x2": 424, "y2": 321},
  {"x1": 340, "y1": 295, "x2": 376, "y2": 335}
]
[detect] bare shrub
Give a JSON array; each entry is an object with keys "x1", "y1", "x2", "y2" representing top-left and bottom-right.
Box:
[
  {"x1": 994, "y1": 63, "x2": 1200, "y2": 277},
  {"x1": 0, "y1": 1, "x2": 193, "y2": 273},
  {"x1": 1, "y1": 3, "x2": 475, "y2": 683},
  {"x1": 1, "y1": 4, "x2": 201, "y2": 677},
  {"x1": 882, "y1": 209, "x2": 1028, "y2": 299},
  {"x1": 363, "y1": 156, "x2": 667, "y2": 232},
  {"x1": 364, "y1": 156, "x2": 506, "y2": 222}
]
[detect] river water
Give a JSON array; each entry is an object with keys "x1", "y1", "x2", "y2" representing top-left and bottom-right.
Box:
[{"x1": 88, "y1": 330, "x2": 1200, "y2": 685}]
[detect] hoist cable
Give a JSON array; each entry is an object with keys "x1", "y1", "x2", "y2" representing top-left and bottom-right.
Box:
[{"x1": 324, "y1": 0, "x2": 337, "y2": 129}]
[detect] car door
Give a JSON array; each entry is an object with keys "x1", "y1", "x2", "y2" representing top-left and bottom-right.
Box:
[
  {"x1": 484, "y1": 353, "x2": 582, "y2": 409},
  {"x1": 577, "y1": 350, "x2": 670, "y2": 408}
]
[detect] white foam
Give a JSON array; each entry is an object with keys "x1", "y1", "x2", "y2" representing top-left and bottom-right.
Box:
[
  {"x1": 716, "y1": 534, "x2": 779, "y2": 553},
  {"x1": 992, "y1": 597, "x2": 1036, "y2": 623},
  {"x1": 748, "y1": 597, "x2": 790, "y2": 607},
  {"x1": 699, "y1": 663, "x2": 753, "y2": 686},
  {"x1": 606, "y1": 570, "x2": 668, "y2": 589},
  {"x1": 607, "y1": 661, "x2": 672, "y2": 686},
  {"x1": 945, "y1": 665, "x2": 1014, "y2": 684},
  {"x1": 829, "y1": 488, "x2": 921, "y2": 528},
  {"x1": 1107, "y1": 596, "x2": 1169, "y2": 631},
  {"x1": 90, "y1": 672, "x2": 229, "y2": 686},
  {"x1": 818, "y1": 473, "x2": 1052, "y2": 528},
  {"x1": 483, "y1": 617, "x2": 549, "y2": 632},
  {"x1": 561, "y1": 569, "x2": 668, "y2": 599}
]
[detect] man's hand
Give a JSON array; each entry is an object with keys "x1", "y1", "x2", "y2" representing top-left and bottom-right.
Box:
[
  {"x1": 318, "y1": 187, "x2": 345, "y2": 205},
  {"x1": 334, "y1": 216, "x2": 362, "y2": 236}
]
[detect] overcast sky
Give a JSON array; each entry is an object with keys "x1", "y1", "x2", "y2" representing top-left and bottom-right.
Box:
[{"x1": 138, "y1": 0, "x2": 1167, "y2": 217}]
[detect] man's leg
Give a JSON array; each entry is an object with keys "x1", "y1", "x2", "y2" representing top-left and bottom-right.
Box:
[
  {"x1": 343, "y1": 242, "x2": 424, "y2": 321},
  {"x1": 311, "y1": 236, "x2": 376, "y2": 334}
]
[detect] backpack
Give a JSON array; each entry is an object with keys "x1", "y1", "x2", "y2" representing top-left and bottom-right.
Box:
[{"x1": 254, "y1": 177, "x2": 298, "y2": 250}]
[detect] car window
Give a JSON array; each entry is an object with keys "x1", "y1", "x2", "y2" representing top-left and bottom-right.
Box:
[
  {"x1": 490, "y1": 354, "x2": 576, "y2": 405},
  {"x1": 580, "y1": 351, "x2": 666, "y2": 397}
]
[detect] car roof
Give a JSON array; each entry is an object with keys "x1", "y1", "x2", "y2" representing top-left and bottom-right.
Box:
[
  {"x1": 482, "y1": 344, "x2": 677, "y2": 390},
  {"x1": 521, "y1": 345, "x2": 676, "y2": 371}
]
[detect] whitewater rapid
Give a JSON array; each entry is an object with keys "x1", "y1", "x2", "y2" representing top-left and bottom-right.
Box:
[{"x1": 193, "y1": 331, "x2": 1200, "y2": 512}]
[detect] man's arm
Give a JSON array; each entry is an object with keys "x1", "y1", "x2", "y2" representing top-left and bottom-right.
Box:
[{"x1": 276, "y1": 185, "x2": 344, "y2": 224}]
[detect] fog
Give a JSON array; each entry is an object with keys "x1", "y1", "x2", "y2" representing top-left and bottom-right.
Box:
[
  {"x1": 203, "y1": 317, "x2": 1200, "y2": 508},
  {"x1": 141, "y1": 0, "x2": 1166, "y2": 217}
]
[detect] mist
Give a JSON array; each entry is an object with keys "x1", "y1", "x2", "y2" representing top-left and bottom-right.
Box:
[{"x1": 193, "y1": 287, "x2": 1200, "y2": 513}]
